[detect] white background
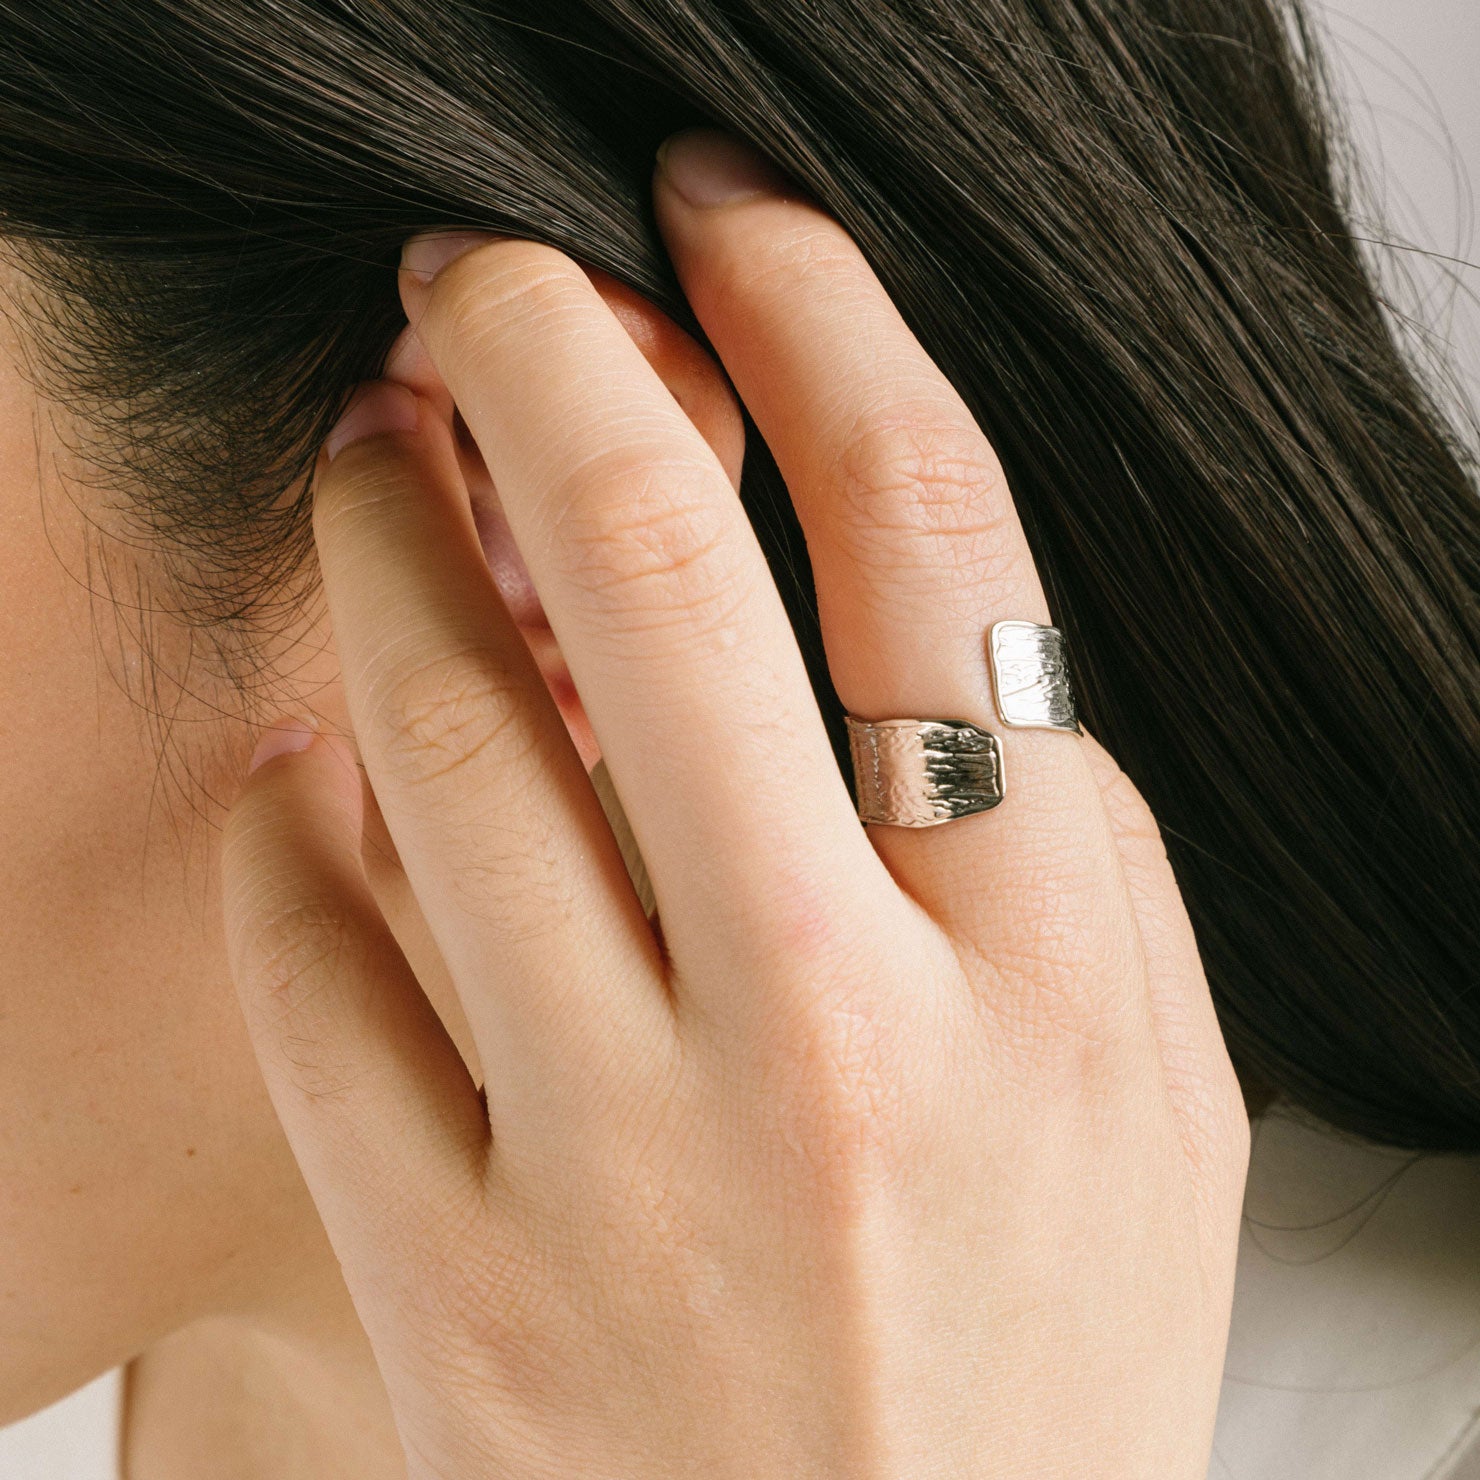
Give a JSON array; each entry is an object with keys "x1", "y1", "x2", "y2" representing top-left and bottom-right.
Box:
[{"x1": 1314, "y1": 0, "x2": 1479, "y2": 412}]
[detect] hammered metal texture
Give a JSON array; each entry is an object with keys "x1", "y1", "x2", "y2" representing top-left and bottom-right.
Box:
[
  {"x1": 846, "y1": 717, "x2": 1005, "y2": 826},
  {"x1": 988, "y1": 621, "x2": 1081, "y2": 732}
]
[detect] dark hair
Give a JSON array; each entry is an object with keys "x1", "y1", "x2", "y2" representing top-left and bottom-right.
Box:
[{"x1": 0, "y1": 0, "x2": 1475, "y2": 1148}]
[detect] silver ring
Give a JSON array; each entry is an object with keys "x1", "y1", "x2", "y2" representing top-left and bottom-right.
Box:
[
  {"x1": 988, "y1": 620, "x2": 1081, "y2": 733},
  {"x1": 846, "y1": 717, "x2": 1005, "y2": 827},
  {"x1": 846, "y1": 620, "x2": 1080, "y2": 828}
]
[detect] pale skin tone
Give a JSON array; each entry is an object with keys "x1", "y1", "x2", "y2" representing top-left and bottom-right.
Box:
[{"x1": 0, "y1": 128, "x2": 1250, "y2": 1477}]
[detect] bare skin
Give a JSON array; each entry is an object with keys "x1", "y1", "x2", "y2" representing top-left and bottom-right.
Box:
[
  {"x1": 1, "y1": 130, "x2": 1249, "y2": 1477},
  {"x1": 221, "y1": 130, "x2": 1249, "y2": 1478},
  {"x1": 0, "y1": 223, "x2": 746, "y2": 1478}
]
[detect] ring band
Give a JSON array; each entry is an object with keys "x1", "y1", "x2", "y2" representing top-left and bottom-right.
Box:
[
  {"x1": 846, "y1": 620, "x2": 1079, "y2": 827},
  {"x1": 846, "y1": 717, "x2": 1005, "y2": 827},
  {"x1": 988, "y1": 620, "x2": 1081, "y2": 733}
]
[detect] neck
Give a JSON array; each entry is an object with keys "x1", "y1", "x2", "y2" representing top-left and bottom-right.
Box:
[{"x1": 122, "y1": 1261, "x2": 404, "y2": 1480}]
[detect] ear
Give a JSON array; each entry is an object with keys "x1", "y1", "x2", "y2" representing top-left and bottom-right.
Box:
[{"x1": 382, "y1": 265, "x2": 746, "y2": 489}]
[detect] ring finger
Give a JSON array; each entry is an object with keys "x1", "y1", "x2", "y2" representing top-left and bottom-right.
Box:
[{"x1": 310, "y1": 386, "x2": 672, "y2": 1119}]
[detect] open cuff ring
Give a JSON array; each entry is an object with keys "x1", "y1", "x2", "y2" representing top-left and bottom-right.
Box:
[{"x1": 845, "y1": 620, "x2": 1080, "y2": 828}]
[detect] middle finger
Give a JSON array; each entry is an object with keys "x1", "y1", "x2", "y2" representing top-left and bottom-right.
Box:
[{"x1": 398, "y1": 236, "x2": 884, "y2": 980}]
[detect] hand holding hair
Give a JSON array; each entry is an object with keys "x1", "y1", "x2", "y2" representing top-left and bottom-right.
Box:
[{"x1": 220, "y1": 128, "x2": 1249, "y2": 1478}]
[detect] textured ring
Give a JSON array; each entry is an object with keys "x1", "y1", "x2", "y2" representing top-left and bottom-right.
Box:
[
  {"x1": 988, "y1": 620, "x2": 1081, "y2": 733},
  {"x1": 845, "y1": 619, "x2": 1079, "y2": 828},
  {"x1": 846, "y1": 717, "x2": 1005, "y2": 827}
]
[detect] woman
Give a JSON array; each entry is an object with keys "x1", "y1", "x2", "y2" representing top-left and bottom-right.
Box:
[{"x1": 0, "y1": 1, "x2": 1474, "y2": 1476}]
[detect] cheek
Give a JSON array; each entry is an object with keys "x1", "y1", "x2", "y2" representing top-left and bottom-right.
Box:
[{"x1": 0, "y1": 320, "x2": 325, "y2": 1420}]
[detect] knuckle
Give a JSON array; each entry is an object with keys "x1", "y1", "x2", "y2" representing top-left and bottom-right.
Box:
[
  {"x1": 833, "y1": 407, "x2": 1029, "y2": 600},
  {"x1": 551, "y1": 456, "x2": 753, "y2": 639},
  {"x1": 761, "y1": 987, "x2": 915, "y2": 1211},
  {"x1": 401, "y1": 1290, "x2": 511, "y2": 1392},
  {"x1": 962, "y1": 918, "x2": 1144, "y2": 1089},
  {"x1": 411, "y1": 1219, "x2": 573, "y2": 1395},
  {"x1": 375, "y1": 644, "x2": 538, "y2": 791},
  {"x1": 839, "y1": 406, "x2": 1000, "y2": 527}
]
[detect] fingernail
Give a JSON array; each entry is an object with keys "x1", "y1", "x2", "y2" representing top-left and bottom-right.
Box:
[
  {"x1": 655, "y1": 128, "x2": 789, "y2": 208},
  {"x1": 248, "y1": 718, "x2": 318, "y2": 774},
  {"x1": 324, "y1": 381, "x2": 419, "y2": 461},
  {"x1": 400, "y1": 230, "x2": 501, "y2": 284}
]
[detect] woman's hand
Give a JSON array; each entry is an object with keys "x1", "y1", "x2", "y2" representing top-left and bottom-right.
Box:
[{"x1": 220, "y1": 128, "x2": 1249, "y2": 1479}]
